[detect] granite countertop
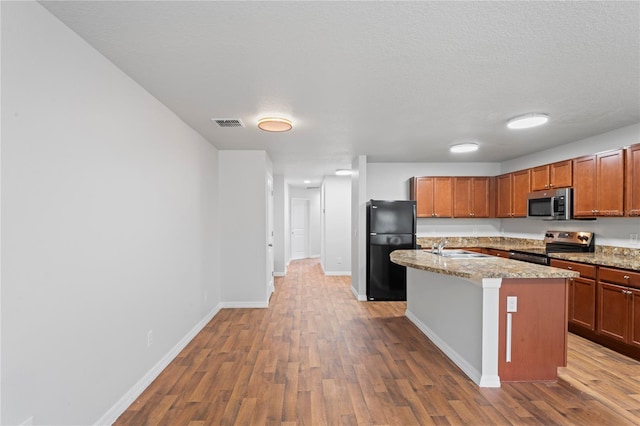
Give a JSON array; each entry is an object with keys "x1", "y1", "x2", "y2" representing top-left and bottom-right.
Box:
[
  {"x1": 416, "y1": 236, "x2": 640, "y2": 272},
  {"x1": 390, "y1": 249, "x2": 579, "y2": 283},
  {"x1": 548, "y1": 253, "x2": 640, "y2": 271}
]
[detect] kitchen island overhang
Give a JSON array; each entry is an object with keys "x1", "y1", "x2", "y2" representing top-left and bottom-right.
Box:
[{"x1": 390, "y1": 250, "x2": 579, "y2": 388}]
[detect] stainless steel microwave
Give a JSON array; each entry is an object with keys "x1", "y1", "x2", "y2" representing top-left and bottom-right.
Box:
[{"x1": 527, "y1": 188, "x2": 572, "y2": 220}]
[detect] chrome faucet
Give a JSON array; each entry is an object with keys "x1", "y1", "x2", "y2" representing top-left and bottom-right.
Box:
[{"x1": 437, "y1": 239, "x2": 448, "y2": 255}]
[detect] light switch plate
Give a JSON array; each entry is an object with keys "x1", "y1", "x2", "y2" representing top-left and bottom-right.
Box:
[{"x1": 507, "y1": 296, "x2": 518, "y2": 313}]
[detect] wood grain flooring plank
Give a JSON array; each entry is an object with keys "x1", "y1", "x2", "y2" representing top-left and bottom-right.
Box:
[{"x1": 114, "y1": 258, "x2": 640, "y2": 426}]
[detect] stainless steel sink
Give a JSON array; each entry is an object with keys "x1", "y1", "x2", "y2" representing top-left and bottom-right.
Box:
[{"x1": 433, "y1": 249, "x2": 492, "y2": 259}]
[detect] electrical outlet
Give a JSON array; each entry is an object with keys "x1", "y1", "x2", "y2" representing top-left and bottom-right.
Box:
[
  {"x1": 630, "y1": 233, "x2": 638, "y2": 245},
  {"x1": 147, "y1": 330, "x2": 153, "y2": 348},
  {"x1": 507, "y1": 296, "x2": 518, "y2": 313}
]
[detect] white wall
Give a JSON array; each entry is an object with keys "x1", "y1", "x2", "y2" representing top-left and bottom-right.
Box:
[
  {"x1": 351, "y1": 156, "x2": 368, "y2": 299},
  {"x1": 500, "y1": 123, "x2": 640, "y2": 174},
  {"x1": 499, "y1": 123, "x2": 640, "y2": 248},
  {"x1": 366, "y1": 162, "x2": 501, "y2": 201},
  {"x1": 273, "y1": 175, "x2": 286, "y2": 275},
  {"x1": 218, "y1": 150, "x2": 272, "y2": 306},
  {"x1": 289, "y1": 187, "x2": 321, "y2": 258},
  {"x1": 321, "y1": 176, "x2": 352, "y2": 275},
  {"x1": 367, "y1": 162, "x2": 503, "y2": 237},
  {"x1": 1, "y1": 3, "x2": 220, "y2": 425}
]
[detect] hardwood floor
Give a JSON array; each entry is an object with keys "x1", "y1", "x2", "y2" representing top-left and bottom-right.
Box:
[{"x1": 115, "y1": 258, "x2": 640, "y2": 425}]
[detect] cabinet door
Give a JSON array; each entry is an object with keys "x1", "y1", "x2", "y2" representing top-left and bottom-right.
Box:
[
  {"x1": 550, "y1": 160, "x2": 573, "y2": 189},
  {"x1": 626, "y1": 144, "x2": 640, "y2": 217},
  {"x1": 597, "y1": 149, "x2": 624, "y2": 216},
  {"x1": 472, "y1": 177, "x2": 491, "y2": 218},
  {"x1": 433, "y1": 177, "x2": 453, "y2": 218},
  {"x1": 569, "y1": 277, "x2": 596, "y2": 331},
  {"x1": 495, "y1": 174, "x2": 512, "y2": 217},
  {"x1": 631, "y1": 288, "x2": 640, "y2": 349},
  {"x1": 412, "y1": 177, "x2": 434, "y2": 218},
  {"x1": 531, "y1": 165, "x2": 550, "y2": 191},
  {"x1": 598, "y1": 281, "x2": 629, "y2": 343},
  {"x1": 573, "y1": 155, "x2": 597, "y2": 217},
  {"x1": 453, "y1": 177, "x2": 472, "y2": 218},
  {"x1": 512, "y1": 169, "x2": 531, "y2": 217}
]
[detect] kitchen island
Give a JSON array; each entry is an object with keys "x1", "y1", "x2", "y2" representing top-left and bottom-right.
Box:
[{"x1": 390, "y1": 249, "x2": 579, "y2": 387}]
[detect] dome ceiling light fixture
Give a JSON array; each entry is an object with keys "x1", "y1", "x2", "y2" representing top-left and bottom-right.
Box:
[
  {"x1": 449, "y1": 142, "x2": 479, "y2": 153},
  {"x1": 507, "y1": 113, "x2": 549, "y2": 130},
  {"x1": 257, "y1": 117, "x2": 292, "y2": 132},
  {"x1": 335, "y1": 169, "x2": 352, "y2": 176}
]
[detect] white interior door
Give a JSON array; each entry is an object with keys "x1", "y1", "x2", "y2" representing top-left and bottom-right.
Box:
[
  {"x1": 267, "y1": 176, "x2": 274, "y2": 295},
  {"x1": 291, "y1": 198, "x2": 309, "y2": 260}
]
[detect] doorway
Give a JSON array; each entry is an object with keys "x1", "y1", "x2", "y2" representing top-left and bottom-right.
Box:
[{"x1": 291, "y1": 198, "x2": 309, "y2": 260}]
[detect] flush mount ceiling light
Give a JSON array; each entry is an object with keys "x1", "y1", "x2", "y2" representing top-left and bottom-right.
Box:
[
  {"x1": 335, "y1": 169, "x2": 352, "y2": 176},
  {"x1": 304, "y1": 180, "x2": 311, "y2": 184},
  {"x1": 507, "y1": 113, "x2": 549, "y2": 129},
  {"x1": 449, "y1": 143, "x2": 479, "y2": 153},
  {"x1": 257, "y1": 117, "x2": 292, "y2": 132}
]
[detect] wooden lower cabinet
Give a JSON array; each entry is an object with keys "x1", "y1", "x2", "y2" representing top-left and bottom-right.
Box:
[
  {"x1": 598, "y1": 282, "x2": 629, "y2": 343},
  {"x1": 597, "y1": 267, "x2": 640, "y2": 350},
  {"x1": 550, "y1": 259, "x2": 596, "y2": 331},
  {"x1": 549, "y1": 260, "x2": 640, "y2": 360},
  {"x1": 485, "y1": 248, "x2": 509, "y2": 258}
]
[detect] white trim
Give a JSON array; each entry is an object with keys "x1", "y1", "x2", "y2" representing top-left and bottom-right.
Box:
[
  {"x1": 309, "y1": 254, "x2": 320, "y2": 259},
  {"x1": 273, "y1": 272, "x2": 286, "y2": 277},
  {"x1": 351, "y1": 286, "x2": 367, "y2": 301},
  {"x1": 323, "y1": 271, "x2": 352, "y2": 276},
  {"x1": 19, "y1": 417, "x2": 34, "y2": 426},
  {"x1": 94, "y1": 304, "x2": 223, "y2": 426},
  {"x1": 220, "y1": 301, "x2": 269, "y2": 309}
]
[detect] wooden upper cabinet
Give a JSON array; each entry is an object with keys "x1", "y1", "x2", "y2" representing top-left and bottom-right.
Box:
[
  {"x1": 495, "y1": 173, "x2": 513, "y2": 218},
  {"x1": 574, "y1": 149, "x2": 625, "y2": 217},
  {"x1": 410, "y1": 177, "x2": 452, "y2": 218},
  {"x1": 453, "y1": 177, "x2": 491, "y2": 218},
  {"x1": 512, "y1": 169, "x2": 531, "y2": 217},
  {"x1": 626, "y1": 143, "x2": 640, "y2": 216},
  {"x1": 531, "y1": 160, "x2": 573, "y2": 191},
  {"x1": 573, "y1": 155, "x2": 597, "y2": 217},
  {"x1": 495, "y1": 170, "x2": 530, "y2": 218}
]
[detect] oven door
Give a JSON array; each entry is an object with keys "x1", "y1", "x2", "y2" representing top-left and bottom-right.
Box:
[{"x1": 509, "y1": 250, "x2": 549, "y2": 266}]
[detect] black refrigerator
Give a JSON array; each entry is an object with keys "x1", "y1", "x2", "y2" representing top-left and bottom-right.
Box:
[{"x1": 366, "y1": 200, "x2": 417, "y2": 301}]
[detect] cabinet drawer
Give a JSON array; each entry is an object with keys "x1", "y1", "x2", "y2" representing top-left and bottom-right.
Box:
[
  {"x1": 599, "y1": 267, "x2": 640, "y2": 288},
  {"x1": 550, "y1": 259, "x2": 596, "y2": 279}
]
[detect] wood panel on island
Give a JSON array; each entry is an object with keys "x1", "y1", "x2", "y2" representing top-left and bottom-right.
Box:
[{"x1": 573, "y1": 149, "x2": 625, "y2": 217}]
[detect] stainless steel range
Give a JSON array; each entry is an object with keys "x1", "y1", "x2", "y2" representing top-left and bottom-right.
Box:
[{"x1": 509, "y1": 231, "x2": 595, "y2": 266}]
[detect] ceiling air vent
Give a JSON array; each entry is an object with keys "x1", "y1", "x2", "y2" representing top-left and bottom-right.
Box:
[{"x1": 212, "y1": 118, "x2": 245, "y2": 128}]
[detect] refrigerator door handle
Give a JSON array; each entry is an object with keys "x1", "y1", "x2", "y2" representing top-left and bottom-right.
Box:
[{"x1": 370, "y1": 232, "x2": 377, "y2": 236}]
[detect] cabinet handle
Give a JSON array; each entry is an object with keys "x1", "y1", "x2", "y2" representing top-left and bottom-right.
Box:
[
  {"x1": 624, "y1": 275, "x2": 630, "y2": 280},
  {"x1": 549, "y1": 183, "x2": 554, "y2": 187},
  {"x1": 567, "y1": 266, "x2": 572, "y2": 270}
]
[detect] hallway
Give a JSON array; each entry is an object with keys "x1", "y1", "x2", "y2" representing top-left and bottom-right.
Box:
[{"x1": 115, "y1": 258, "x2": 640, "y2": 425}]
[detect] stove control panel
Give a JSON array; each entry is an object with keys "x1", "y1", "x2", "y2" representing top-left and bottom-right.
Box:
[{"x1": 544, "y1": 231, "x2": 594, "y2": 246}]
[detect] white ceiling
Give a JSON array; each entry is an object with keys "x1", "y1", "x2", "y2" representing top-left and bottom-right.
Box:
[{"x1": 40, "y1": 1, "x2": 640, "y2": 186}]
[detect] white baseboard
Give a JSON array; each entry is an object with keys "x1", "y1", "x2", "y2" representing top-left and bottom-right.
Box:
[
  {"x1": 273, "y1": 272, "x2": 286, "y2": 277},
  {"x1": 220, "y1": 301, "x2": 269, "y2": 309},
  {"x1": 323, "y1": 270, "x2": 352, "y2": 276},
  {"x1": 310, "y1": 254, "x2": 320, "y2": 259},
  {"x1": 94, "y1": 304, "x2": 223, "y2": 426},
  {"x1": 351, "y1": 286, "x2": 367, "y2": 301}
]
